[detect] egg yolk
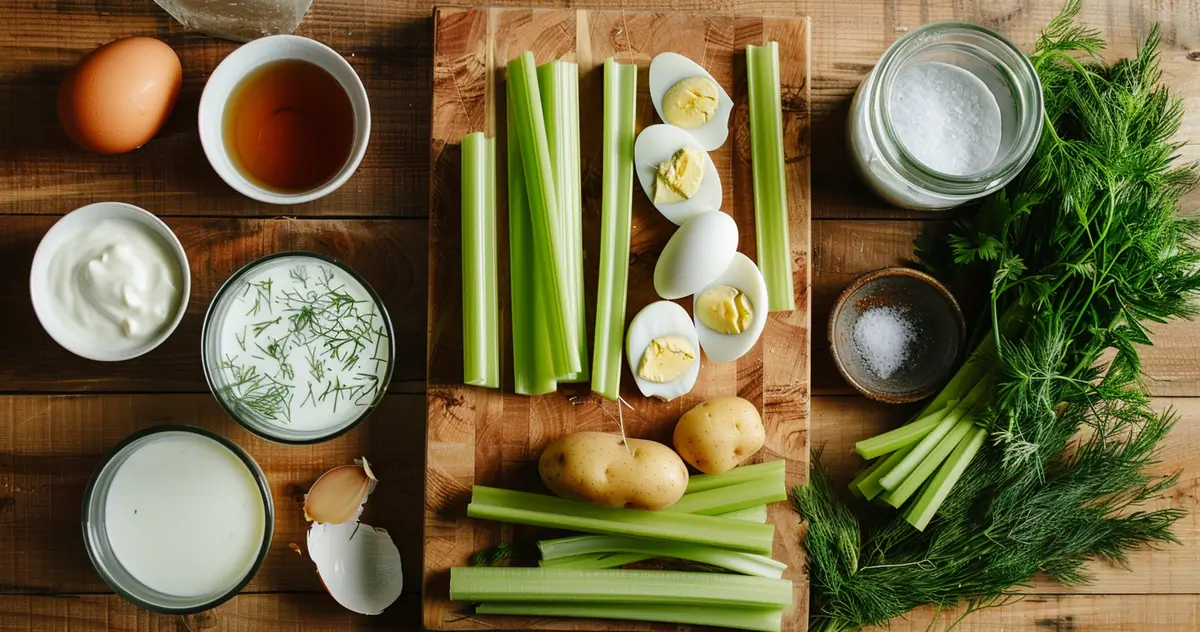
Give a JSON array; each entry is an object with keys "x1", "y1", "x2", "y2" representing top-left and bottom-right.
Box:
[
  {"x1": 637, "y1": 335, "x2": 696, "y2": 383},
  {"x1": 662, "y1": 76, "x2": 720, "y2": 129},
  {"x1": 654, "y1": 146, "x2": 705, "y2": 204},
  {"x1": 696, "y1": 285, "x2": 753, "y2": 334}
]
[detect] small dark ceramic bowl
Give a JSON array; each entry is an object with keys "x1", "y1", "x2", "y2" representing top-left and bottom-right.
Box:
[{"x1": 829, "y1": 267, "x2": 966, "y2": 404}]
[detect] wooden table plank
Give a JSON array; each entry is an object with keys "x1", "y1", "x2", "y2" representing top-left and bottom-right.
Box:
[
  {"x1": 0, "y1": 394, "x2": 425, "y2": 595},
  {"x1": 0, "y1": 217, "x2": 428, "y2": 391}
]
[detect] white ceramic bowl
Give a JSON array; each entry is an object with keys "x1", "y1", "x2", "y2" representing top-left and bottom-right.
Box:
[
  {"x1": 198, "y1": 35, "x2": 371, "y2": 205},
  {"x1": 30, "y1": 202, "x2": 191, "y2": 362}
]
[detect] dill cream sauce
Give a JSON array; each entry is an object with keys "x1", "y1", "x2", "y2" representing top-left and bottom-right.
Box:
[{"x1": 211, "y1": 255, "x2": 391, "y2": 434}]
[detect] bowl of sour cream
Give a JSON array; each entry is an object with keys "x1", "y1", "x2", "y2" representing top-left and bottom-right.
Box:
[{"x1": 30, "y1": 202, "x2": 190, "y2": 361}]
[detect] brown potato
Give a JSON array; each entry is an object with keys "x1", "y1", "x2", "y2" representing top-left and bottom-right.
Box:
[
  {"x1": 673, "y1": 396, "x2": 765, "y2": 474},
  {"x1": 538, "y1": 432, "x2": 689, "y2": 510}
]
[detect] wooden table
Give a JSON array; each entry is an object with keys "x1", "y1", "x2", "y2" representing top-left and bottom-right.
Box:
[{"x1": 1, "y1": 1, "x2": 1197, "y2": 630}]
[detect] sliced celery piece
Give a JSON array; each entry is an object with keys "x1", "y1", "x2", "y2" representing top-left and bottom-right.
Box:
[
  {"x1": 507, "y1": 51, "x2": 580, "y2": 376},
  {"x1": 880, "y1": 418, "x2": 974, "y2": 508},
  {"x1": 508, "y1": 107, "x2": 556, "y2": 395},
  {"x1": 667, "y1": 476, "x2": 786, "y2": 515},
  {"x1": 540, "y1": 552, "x2": 647, "y2": 569},
  {"x1": 591, "y1": 58, "x2": 637, "y2": 400},
  {"x1": 451, "y1": 567, "x2": 792, "y2": 609},
  {"x1": 879, "y1": 376, "x2": 993, "y2": 491},
  {"x1": 537, "y1": 61, "x2": 588, "y2": 383},
  {"x1": 686, "y1": 460, "x2": 785, "y2": 494},
  {"x1": 855, "y1": 402, "x2": 950, "y2": 460},
  {"x1": 856, "y1": 444, "x2": 912, "y2": 500},
  {"x1": 848, "y1": 457, "x2": 884, "y2": 498},
  {"x1": 906, "y1": 425, "x2": 988, "y2": 530},
  {"x1": 538, "y1": 535, "x2": 786, "y2": 578},
  {"x1": 468, "y1": 486, "x2": 774, "y2": 554},
  {"x1": 746, "y1": 42, "x2": 794, "y2": 312},
  {"x1": 722, "y1": 504, "x2": 769, "y2": 523},
  {"x1": 477, "y1": 601, "x2": 784, "y2": 632},
  {"x1": 461, "y1": 132, "x2": 499, "y2": 388}
]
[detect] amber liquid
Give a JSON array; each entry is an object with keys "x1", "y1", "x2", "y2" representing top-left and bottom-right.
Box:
[{"x1": 223, "y1": 59, "x2": 355, "y2": 193}]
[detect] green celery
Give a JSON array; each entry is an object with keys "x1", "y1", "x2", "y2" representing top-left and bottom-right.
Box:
[
  {"x1": 508, "y1": 106, "x2": 556, "y2": 395},
  {"x1": 848, "y1": 457, "x2": 884, "y2": 498},
  {"x1": 746, "y1": 42, "x2": 794, "y2": 312},
  {"x1": 880, "y1": 417, "x2": 975, "y2": 508},
  {"x1": 591, "y1": 57, "x2": 637, "y2": 400},
  {"x1": 854, "y1": 444, "x2": 912, "y2": 500},
  {"x1": 468, "y1": 486, "x2": 774, "y2": 554},
  {"x1": 538, "y1": 535, "x2": 786, "y2": 578},
  {"x1": 476, "y1": 601, "x2": 784, "y2": 632},
  {"x1": 855, "y1": 402, "x2": 952, "y2": 460},
  {"x1": 879, "y1": 376, "x2": 994, "y2": 491},
  {"x1": 905, "y1": 425, "x2": 988, "y2": 530},
  {"x1": 461, "y1": 132, "x2": 499, "y2": 388},
  {"x1": 507, "y1": 51, "x2": 580, "y2": 376},
  {"x1": 451, "y1": 567, "x2": 792, "y2": 609},
  {"x1": 686, "y1": 460, "x2": 785, "y2": 494},
  {"x1": 540, "y1": 552, "x2": 647, "y2": 569},
  {"x1": 537, "y1": 61, "x2": 588, "y2": 382},
  {"x1": 667, "y1": 476, "x2": 786, "y2": 515},
  {"x1": 721, "y1": 504, "x2": 769, "y2": 523}
]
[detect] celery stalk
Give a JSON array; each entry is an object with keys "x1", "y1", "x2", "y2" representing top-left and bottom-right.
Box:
[
  {"x1": 686, "y1": 460, "x2": 785, "y2": 494},
  {"x1": 906, "y1": 425, "x2": 987, "y2": 531},
  {"x1": 451, "y1": 567, "x2": 792, "y2": 609},
  {"x1": 537, "y1": 535, "x2": 786, "y2": 578},
  {"x1": 477, "y1": 601, "x2": 784, "y2": 632},
  {"x1": 721, "y1": 505, "x2": 769, "y2": 523},
  {"x1": 538, "y1": 61, "x2": 588, "y2": 382},
  {"x1": 880, "y1": 417, "x2": 974, "y2": 508},
  {"x1": 461, "y1": 132, "x2": 500, "y2": 388},
  {"x1": 508, "y1": 106, "x2": 557, "y2": 395},
  {"x1": 591, "y1": 57, "x2": 637, "y2": 400},
  {"x1": 879, "y1": 376, "x2": 994, "y2": 491},
  {"x1": 848, "y1": 457, "x2": 884, "y2": 498},
  {"x1": 855, "y1": 401, "x2": 952, "y2": 460},
  {"x1": 468, "y1": 486, "x2": 774, "y2": 554},
  {"x1": 540, "y1": 552, "x2": 648, "y2": 569},
  {"x1": 667, "y1": 476, "x2": 787, "y2": 515},
  {"x1": 855, "y1": 444, "x2": 912, "y2": 500},
  {"x1": 746, "y1": 42, "x2": 794, "y2": 312},
  {"x1": 507, "y1": 52, "x2": 580, "y2": 376}
]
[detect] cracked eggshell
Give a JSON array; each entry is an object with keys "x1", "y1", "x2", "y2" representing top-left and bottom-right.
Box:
[
  {"x1": 650, "y1": 53, "x2": 734, "y2": 150},
  {"x1": 625, "y1": 300, "x2": 701, "y2": 401},
  {"x1": 304, "y1": 458, "x2": 377, "y2": 525},
  {"x1": 654, "y1": 211, "x2": 738, "y2": 300},
  {"x1": 692, "y1": 253, "x2": 769, "y2": 362},
  {"x1": 308, "y1": 521, "x2": 404, "y2": 615},
  {"x1": 634, "y1": 124, "x2": 722, "y2": 226}
]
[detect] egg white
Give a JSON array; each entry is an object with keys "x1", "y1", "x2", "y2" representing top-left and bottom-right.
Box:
[
  {"x1": 654, "y1": 210, "x2": 738, "y2": 300},
  {"x1": 634, "y1": 124, "x2": 723, "y2": 226},
  {"x1": 625, "y1": 301, "x2": 701, "y2": 401},
  {"x1": 692, "y1": 253, "x2": 769, "y2": 363},
  {"x1": 649, "y1": 52, "x2": 735, "y2": 151}
]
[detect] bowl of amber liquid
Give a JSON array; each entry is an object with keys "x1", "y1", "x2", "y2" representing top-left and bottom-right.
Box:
[{"x1": 198, "y1": 35, "x2": 370, "y2": 204}]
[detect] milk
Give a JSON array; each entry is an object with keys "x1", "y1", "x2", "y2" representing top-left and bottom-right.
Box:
[{"x1": 104, "y1": 432, "x2": 266, "y2": 597}]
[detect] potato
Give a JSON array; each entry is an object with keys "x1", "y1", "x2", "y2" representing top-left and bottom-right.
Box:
[
  {"x1": 673, "y1": 396, "x2": 765, "y2": 474},
  {"x1": 538, "y1": 432, "x2": 689, "y2": 510}
]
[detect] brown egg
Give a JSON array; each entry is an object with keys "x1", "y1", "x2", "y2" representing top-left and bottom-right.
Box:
[{"x1": 57, "y1": 37, "x2": 182, "y2": 154}]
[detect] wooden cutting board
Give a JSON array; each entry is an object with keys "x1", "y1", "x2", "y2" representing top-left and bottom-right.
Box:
[{"x1": 424, "y1": 7, "x2": 812, "y2": 630}]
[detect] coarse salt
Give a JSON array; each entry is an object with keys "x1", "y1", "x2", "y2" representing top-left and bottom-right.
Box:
[
  {"x1": 853, "y1": 306, "x2": 915, "y2": 380},
  {"x1": 888, "y1": 61, "x2": 1003, "y2": 176}
]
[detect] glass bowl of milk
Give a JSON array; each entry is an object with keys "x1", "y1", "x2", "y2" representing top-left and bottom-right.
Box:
[
  {"x1": 201, "y1": 251, "x2": 395, "y2": 444},
  {"x1": 82, "y1": 426, "x2": 273, "y2": 613}
]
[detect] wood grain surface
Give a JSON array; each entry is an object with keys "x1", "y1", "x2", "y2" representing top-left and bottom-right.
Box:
[
  {"x1": 423, "y1": 7, "x2": 811, "y2": 630},
  {"x1": 1, "y1": 0, "x2": 1198, "y2": 630}
]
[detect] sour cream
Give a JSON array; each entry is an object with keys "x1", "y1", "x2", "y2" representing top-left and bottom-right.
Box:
[{"x1": 47, "y1": 218, "x2": 183, "y2": 346}]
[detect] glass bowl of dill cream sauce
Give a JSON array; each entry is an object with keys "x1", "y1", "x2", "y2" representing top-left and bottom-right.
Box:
[
  {"x1": 202, "y1": 252, "x2": 394, "y2": 444},
  {"x1": 847, "y1": 22, "x2": 1043, "y2": 210}
]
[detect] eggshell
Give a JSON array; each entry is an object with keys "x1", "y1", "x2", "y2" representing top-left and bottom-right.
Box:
[
  {"x1": 654, "y1": 211, "x2": 738, "y2": 300},
  {"x1": 634, "y1": 124, "x2": 723, "y2": 226},
  {"x1": 308, "y1": 520, "x2": 403, "y2": 615},
  {"x1": 649, "y1": 53, "x2": 735, "y2": 151},
  {"x1": 692, "y1": 253, "x2": 769, "y2": 362},
  {"x1": 58, "y1": 37, "x2": 182, "y2": 154}
]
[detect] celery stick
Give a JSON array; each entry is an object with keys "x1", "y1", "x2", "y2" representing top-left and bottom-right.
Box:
[
  {"x1": 538, "y1": 535, "x2": 786, "y2": 578},
  {"x1": 855, "y1": 402, "x2": 952, "y2": 460},
  {"x1": 880, "y1": 418, "x2": 974, "y2": 508},
  {"x1": 477, "y1": 601, "x2": 784, "y2": 632},
  {"x1": 591, "y1": 57, "x2": 636, "y2": 400},
  {"x1": 722, "y1": 505, "x2": 769, "y2": 523},
  {"x1": 508, "y1": 106, "x2": 556, "y2": 395},
  {"x1": 906, "y1": 425, "x2": 988, "y2": 530},
  {"x1": 451, "y1": 567, "x2": 792, "y2": 609},
  {"x1": 540, "y1": 552, "x2": 647, "y2": 569},
  {"x1": 856, "y1": 444, "x2": 912, "y2": 500},
  {"x1": 461, "y1": 132, "x2": 500, "y2": 388},
  {"x1": 686, "y1": 460, "x2": 785, "y2": 494},
  {"x1": 848, "y1": 458, "x2": 884, "y2": 498},
  {"x1": 879, "y1": 376, "x2": 994, "y2": 490},
  {"x1": 667, "y1": 476, "x2": 787, "y2": 515},
  {"x1": 507, "y1": 52, "x2": 580, "y2": 376},
  {"x1": 538, "y1": 61, "x2": 588, "y2": 382},
  {"x1": 468, "y1": 486, "x2": 774, "y2": 554},
  {"x1": 746, "y1": 42, "x2": 794, "y2": 312}
]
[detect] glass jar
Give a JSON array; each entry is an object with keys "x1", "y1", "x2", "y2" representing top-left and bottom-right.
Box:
[{"x1": 847, "y1": 22, "x2": 1043, "y2": 210}]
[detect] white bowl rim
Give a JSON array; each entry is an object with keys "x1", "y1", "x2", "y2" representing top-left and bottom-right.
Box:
[{"x1": 29, "y1": 202, "x2": 192, "y2": 362}]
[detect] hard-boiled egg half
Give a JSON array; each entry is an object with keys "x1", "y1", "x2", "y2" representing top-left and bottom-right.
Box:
[
  {"x1": 626, "y1": 301, "x2": 700, "y2": 401},
  {"x1": 650, "y1": 53, "x2": 734, "y2": 151},
  {"x1": 635, "y1": 125, "x2": 722, "y2": 226},
  {"x1": 654, "y1": 211, "x2": 738, "y2": 300},
  {"x1": 693, "y1": 252, "x2": 769, "y2": 362}
]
